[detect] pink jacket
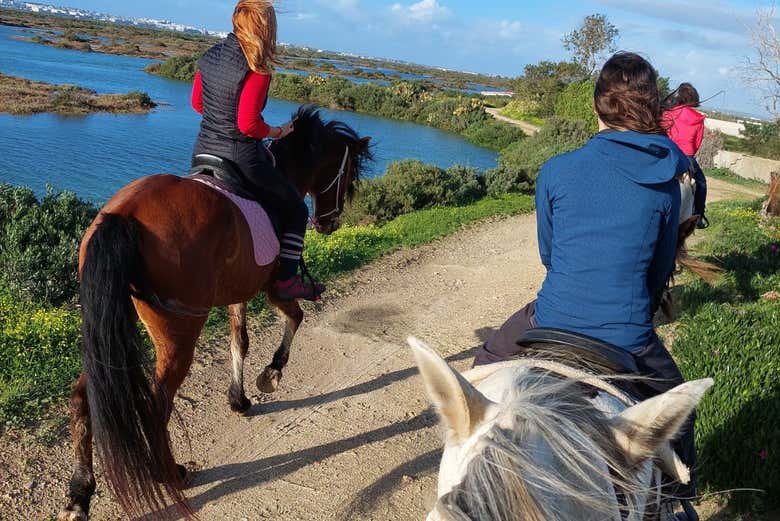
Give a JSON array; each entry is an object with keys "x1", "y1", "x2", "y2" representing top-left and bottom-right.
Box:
[{"x1": 662, "y1": 105, "x2": 705, "y2": 156}]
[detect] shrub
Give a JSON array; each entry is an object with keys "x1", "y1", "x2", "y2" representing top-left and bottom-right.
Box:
[
  {"x1": 554, "y1": 80, "x2": 597, "y2": 131},
  {"x1": 0, "y1": 184, "x2": 97, "y2": 307},
  {"x1": 355, "y1": 160, "x2": 486, "y2": 224},
  {"x1": 145, "y1": 53, "x2": 200, "y2": 82},
  {"x1": 485, "y1": 117, "x2": 593, "y2": 195},
  {"x1": 126, "y1": 90, "x2": 155, "y2": 108},
  {"x1": 462, "y1": 119, "x2": 524, "y2": 152},
  {"x1": 500, "y1": 98, "x2": 542, "y2": 121},
  {"x1": 49, "y1": 86, "x2": 91, "y2": 109},
  {"x1": 512, "y1": 60, "x2": 588, "y2": 117},
  {"x1": 0, "y1": 291, "x2": 82, "y2": 427}
]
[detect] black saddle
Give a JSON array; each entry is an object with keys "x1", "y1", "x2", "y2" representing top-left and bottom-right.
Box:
[
  {"x1": 189, "y1": 154, "x2": 260, "y2": 201},
  {"x1": 516, "y1": 328, "x2": 638, "y2": 375},
  {"x1": 189, "y1": 154, "x2": 281, "y2": 236}
]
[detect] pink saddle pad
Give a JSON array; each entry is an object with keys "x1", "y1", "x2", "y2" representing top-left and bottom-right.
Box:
[{"x1": 192, "y1": 177, "x2": 280, "y2": 266}]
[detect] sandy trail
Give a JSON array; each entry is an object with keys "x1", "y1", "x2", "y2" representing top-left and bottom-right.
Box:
[{"x1": 0, "y1": 178, "x2": 764, "y2": 520}]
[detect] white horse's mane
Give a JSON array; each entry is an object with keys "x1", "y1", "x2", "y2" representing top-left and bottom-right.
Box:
[{"x1": 433, "y1": 369, "x2": 656, "y2": 521}]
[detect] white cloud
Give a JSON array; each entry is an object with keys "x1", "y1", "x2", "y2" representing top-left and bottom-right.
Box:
[
  {"x1": 293, "y1": 12, "x2": 317, "y2": 21},
  {"x1": 598, "y1": 0, "x2": 752, "y2": 36},
  {"x1": 390, "y1": 0, "x2": 452, "y2": 24}
]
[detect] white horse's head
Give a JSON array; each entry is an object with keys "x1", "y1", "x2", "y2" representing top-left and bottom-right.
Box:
[{"x1": 408, "y1": 337, "x2": 712, "y2": 521}]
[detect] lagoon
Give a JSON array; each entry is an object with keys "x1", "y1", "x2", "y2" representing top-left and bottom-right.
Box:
[{"x1": 0, "y1": 24, "x2": 498, "y2": 202}]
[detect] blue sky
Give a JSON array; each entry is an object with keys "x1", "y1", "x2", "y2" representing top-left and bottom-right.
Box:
[{"x1": 62, "y1": 0, "x2": 771, "y2": 117}]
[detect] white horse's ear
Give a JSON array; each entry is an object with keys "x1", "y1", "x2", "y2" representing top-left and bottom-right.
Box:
[
  {"x1": 611, "y1": 378, "x2": 713, "y2": 465},
  {"x1": 408, "y1": 336, "x2": 494, "y2": 442}
]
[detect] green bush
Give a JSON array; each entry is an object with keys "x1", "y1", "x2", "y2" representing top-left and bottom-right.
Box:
[
  {"x1": 148, "y1": 57, "x2": 521, "y2": 151},
  {"x1": 721, "y1": 121, "x2": 780, "y2": 160},
  {"x1": 485, "y1": 117, "x2": 593, "y2": 196},
  {"x1": 354, "y1": 160, "x2": 486, "y2": 224},
  {"x1": 463, "y1": 119, "x2": 524, "y2": 150},
  {"x1": 511, "y1": 60, "x2": 588, "y2": 117},
  {"x1": 671, "y1": 201, "x2": 780, "y2": 510},
  {"x1": 145, "y1": 53, "x2": 201, "y2": 82},
  {"x1": 126, "y1": 90, "x2": 155, "y2": 108},
  {"x1": 0, "y1": 291, "x2": 82, "y2": 427},
  {"x1": 0, "y1": 185, "x2": 97, "y2": 307},
  {"x1": 499, "y1": 99, "x2": 545, "y2": 125},
  {"x1": 554, "y1": 80, "x2": 597, "y2": 131}
]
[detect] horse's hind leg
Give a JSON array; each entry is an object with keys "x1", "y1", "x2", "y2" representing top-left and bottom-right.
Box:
[
  {"x1": 58, "y1": 373, "x2": 95, "y2": 521},
  {"x1": 227, "y1": 303, "x2": 251, "y2": 413},
  {"x1": 138, "y1": 302, "x2": 206, "y2": 484},
  {"x1": 256, "y1": 296, "x2": 303, "y2": 393}
]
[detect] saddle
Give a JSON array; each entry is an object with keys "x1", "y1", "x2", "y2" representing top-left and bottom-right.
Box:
[
  {"x1": 516, "y1": 328, "x2": 638, "y2": 376},
  {"x1": 187, "y1": 155, "x2": 281, "y2": 267},
  {"x1": 189, "y1": 154, "x2": 265, "y2": 201},
  {"x1": 189, "y1": 154, "x2": 281, "y2": 235}
]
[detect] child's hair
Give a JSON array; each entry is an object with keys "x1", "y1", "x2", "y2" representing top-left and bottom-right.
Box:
[
  {"x1": 593, "y1": 52, "x2": 664, "y2": 134},
  {"x1": 669, "y1": 83, "x2": 701, "y2": 108},
  {"x1": 233, "y1": 0, "x2": 279, "y2": 73}
]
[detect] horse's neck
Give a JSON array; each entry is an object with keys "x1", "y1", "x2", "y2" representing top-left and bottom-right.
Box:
[{"x1": 270, "y1": 142, "x2": 313, "y2": 197}]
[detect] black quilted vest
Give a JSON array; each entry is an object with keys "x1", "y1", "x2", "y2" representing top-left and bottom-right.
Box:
[{"x1": 192, "y1": 33, "x2": 261, "y2": 172}]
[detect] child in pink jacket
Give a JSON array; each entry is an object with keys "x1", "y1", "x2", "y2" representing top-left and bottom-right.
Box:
[{"x1": 663, "y1": 83, "x2": 708, "y2": 227}]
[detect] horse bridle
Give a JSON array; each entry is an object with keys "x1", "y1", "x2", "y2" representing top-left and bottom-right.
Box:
[{"x1": 311, "y1": 145, "x2": 350, "y2": 227}]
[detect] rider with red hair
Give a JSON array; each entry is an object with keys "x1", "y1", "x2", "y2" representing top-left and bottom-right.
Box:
[{"x1": 191, "y1": 0, "x2": 324, "y2": 301}]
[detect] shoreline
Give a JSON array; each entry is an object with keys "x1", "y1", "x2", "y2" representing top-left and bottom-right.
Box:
[
  {"x1": 0, "y1": 7, "x2": 512, "y2": 91},
  {"x1": 0, "y1": 73, "x2": 156, "y2": 116}
]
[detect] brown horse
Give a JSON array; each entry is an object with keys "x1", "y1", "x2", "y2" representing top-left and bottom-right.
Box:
[{"x1": 57, "y1": 106, "x2": 372, "y2": 521}]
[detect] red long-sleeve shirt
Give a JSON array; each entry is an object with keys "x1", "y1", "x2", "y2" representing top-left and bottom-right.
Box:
[
  {"x1": 662, "y1": 105, "x2": 705, "y2": 156},
  {"x1": 191, "y1": 69, "x2": 272, "y2": 139}
]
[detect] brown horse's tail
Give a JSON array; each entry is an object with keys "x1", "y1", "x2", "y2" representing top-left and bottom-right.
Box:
[{"x1": 80, "y1": 213, "x2": 192, "y2": 518}]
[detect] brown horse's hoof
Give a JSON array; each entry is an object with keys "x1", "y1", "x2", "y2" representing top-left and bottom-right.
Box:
[
  {"x1": 256, "y1": 367, "x2": 282, "y2": 393},
  {"x1": 229, "y1": 395, "x2": 252, "y2": 414},
  {"x1": 58, "y1": 505, "x2": 87, "y2": 521}
]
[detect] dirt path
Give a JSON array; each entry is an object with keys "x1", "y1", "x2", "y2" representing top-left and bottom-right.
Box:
[
  {"x1": 0, "y1": 179, "x2": 765, "y2": 520},
  {"x1": 485, "y1": 107, "x2": 540, "y2": 136}
]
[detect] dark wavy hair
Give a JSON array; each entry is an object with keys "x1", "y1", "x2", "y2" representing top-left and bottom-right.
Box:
[
  {"x1": 594, "y1": 52, "x2": 664, "y2": 134},
  {"x1": 665, "y1": 82, "x2": 700, "y2": 109}
]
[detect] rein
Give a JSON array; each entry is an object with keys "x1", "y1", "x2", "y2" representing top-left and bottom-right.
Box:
[{"x1": 311, "y1": 145, "x2": 350, "y2": 226}]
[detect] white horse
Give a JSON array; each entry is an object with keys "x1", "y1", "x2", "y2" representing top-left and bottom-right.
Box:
[{"x1": 408, "y1": 337, "x2": 712, "y2": 521}]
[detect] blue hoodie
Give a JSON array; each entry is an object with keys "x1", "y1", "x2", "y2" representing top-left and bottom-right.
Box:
[{"x1": 533, "y1": 130, "x2": 689, "y2": 353}]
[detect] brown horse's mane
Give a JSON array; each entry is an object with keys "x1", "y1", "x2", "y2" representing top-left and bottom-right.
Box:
[{"x1": 272, "y1": 105, "x2": 373, "y2": 196}]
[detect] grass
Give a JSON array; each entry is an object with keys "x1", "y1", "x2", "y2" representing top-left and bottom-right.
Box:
[
  {"x1": 0, "y1": 192, "x2": 533, "y2": 427},
  {"x1": 0, "y1": 73, "x2": 156, "y2": 115},
  {"x1": 705, "y1": 167, "x2": 769, "y2": 190},
  {"x1": 664, "y1": 199, "x2": 780, "y2": 513},
  {"x1": 498, "y1": 104, "x2": 545, "y2": 126},
  {"x1": 304, "y1": 193, "x2": 534, "y2": 281},
  {"x1": 0, "y1": 291, "x2": 82, "y2": 429}
]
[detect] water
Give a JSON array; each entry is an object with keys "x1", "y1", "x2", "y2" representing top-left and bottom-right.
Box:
[{"x1": 0, "y1": 25, "x2": 497, "y2": 203}]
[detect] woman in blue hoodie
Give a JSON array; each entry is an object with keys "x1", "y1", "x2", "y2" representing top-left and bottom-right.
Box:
[{"x1": 474, "y1": 52, "x2": 698, "y2": 519}]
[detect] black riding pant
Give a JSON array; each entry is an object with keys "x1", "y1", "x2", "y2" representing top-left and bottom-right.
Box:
[
  {"x1": 241, "y1": 155, "x2": 309, "y2": 280},
  {"x1": 689, "y1": 156, "x2": 707, "y2": 219},
  {"x1": 473, "y1": 300, "x2": 697, "y2": 499}
]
